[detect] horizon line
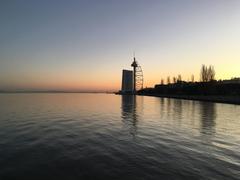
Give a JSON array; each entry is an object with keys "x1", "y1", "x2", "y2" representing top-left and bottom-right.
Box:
[{"x1": 0, "y1": 90, "x2": 115, "y2": 94}]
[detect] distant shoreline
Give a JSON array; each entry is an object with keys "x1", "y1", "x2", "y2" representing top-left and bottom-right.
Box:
[
  {"x1": 1, "y1": 91, "x2": 239, "y2": 105},
  {"x1": 138, "y1": 93, "x2": 240, "y2": 105},
  {"x1": 0, "y1": 91, "x2": 113, "y2": 94}
]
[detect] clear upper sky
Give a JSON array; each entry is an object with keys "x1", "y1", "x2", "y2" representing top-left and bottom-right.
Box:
[{"x1": 1, "y1": 0, "x2": 240, "y2": 91}]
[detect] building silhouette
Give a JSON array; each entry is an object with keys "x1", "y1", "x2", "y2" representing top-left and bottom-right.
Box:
[
  {"x1": 118, "y1": 56, "x2": 143, "y2": 95},
  {"x1": 121, "y1": 70, "x2": 133, "y2": 93}
]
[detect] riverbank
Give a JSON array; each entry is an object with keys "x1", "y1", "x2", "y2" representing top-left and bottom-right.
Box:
[{"x1": 138, "y1": 93, "x2": 240, "y2": 105}]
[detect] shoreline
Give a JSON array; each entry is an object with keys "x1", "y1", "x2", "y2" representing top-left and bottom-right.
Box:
[{"x1": 138, "y1": 93, "x2": 240, "y2": 105}]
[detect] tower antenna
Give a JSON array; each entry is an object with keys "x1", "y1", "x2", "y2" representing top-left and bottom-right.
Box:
[{"x1": 131, "y1": 52, "x2": 138, "y2": 94}]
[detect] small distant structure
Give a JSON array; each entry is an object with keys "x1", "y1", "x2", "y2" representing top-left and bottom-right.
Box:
[
  {"x1": 117, "y1": 55, "x2": 143, "y2": 95},
  {"x1": 220, "y1": 78, "x2": 240, "y2": 84}
]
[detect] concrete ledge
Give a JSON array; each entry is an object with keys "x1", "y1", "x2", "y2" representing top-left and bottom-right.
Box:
[{"x1": 138, "y1": 93, "x2": 240, "y2": 105}]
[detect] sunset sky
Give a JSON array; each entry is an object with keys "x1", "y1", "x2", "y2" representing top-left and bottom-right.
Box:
[{"x1": 1, "y1": 0, "x2": 240, "y2": 91}]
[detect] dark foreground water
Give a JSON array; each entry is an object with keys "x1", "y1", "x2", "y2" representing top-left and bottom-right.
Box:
[{"x1": 0, "y1": 94, "x2": 239, "y2": 180}]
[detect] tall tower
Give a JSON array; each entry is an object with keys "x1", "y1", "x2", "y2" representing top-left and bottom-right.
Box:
[
  {"x1": 118, "y1": 55, "x2": 143, "y2": 95},
  {"x1": 131, "y1": 56, "x2": 138, "y2": 94}
]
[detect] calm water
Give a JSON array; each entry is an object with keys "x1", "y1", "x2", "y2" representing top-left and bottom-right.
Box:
[{"x1": 0, "y1": 94, "x2": 239, "y2": 180}]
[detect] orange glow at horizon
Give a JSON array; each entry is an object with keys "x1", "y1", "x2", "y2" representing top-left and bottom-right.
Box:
[{"x1": 1, "y1": 59, "x2": 239, "y2": 91}]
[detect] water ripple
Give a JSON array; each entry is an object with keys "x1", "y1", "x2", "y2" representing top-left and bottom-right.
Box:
[{"x1": 0, "y1": 94, "x2": 239, "y2": 180}]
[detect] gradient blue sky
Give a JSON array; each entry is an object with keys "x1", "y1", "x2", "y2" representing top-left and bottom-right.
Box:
[{"x1": 1, "y1": 0, "x2": 240, "y2": 91}]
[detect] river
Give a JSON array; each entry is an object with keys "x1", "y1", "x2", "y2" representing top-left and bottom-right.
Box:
[{"x1": 0, "y1": 93, "x2": 239, "y2": 179}]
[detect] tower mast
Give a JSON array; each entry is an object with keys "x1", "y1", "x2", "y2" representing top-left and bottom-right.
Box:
[{"x1": 131, "y1": 54, "x2": 138, "y2": 94}]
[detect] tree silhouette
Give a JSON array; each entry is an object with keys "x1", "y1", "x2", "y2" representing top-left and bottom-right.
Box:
[
  {"x1": 173, "y1": 77, "x2": 177, "y2": 83},
  {"x1": 161, "y1": 79, "x2": 164, "y2": 85},
  {"x1": 208, "y1": 65, "x2": 215, "y2": 81},
  {"x1": 178, "y1": 74, "x2": 182, "y2": 82},
  {"x1": 200, "y1": 65, "x2": 215, "y2": 82},
  {"x1": 191, "y1": 74, "x2": 194, "y2": 82},
  {"x1": 167, "y1": 76, "x2": 171, "y2": 84},
  {"x1": 201, "y1": 65, "x2": 207, "y2": 82}
]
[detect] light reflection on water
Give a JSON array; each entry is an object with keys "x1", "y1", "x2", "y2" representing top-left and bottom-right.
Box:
[{"x1": 0, "y1": 93, "x2": 239, "y2": 180}]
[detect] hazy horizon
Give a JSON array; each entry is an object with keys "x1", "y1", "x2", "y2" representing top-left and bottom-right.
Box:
[{"x1": 1, "y1": 0, "x2": 240, "y2": 91}]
